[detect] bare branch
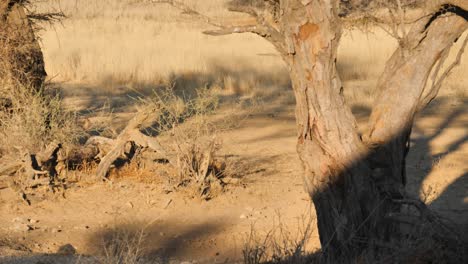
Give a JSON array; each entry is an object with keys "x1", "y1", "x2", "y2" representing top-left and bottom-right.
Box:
[
  {"x1": 203, "y1": 25, "x2": 263, "y2": 36},
  {"x1": 149, "y1": 0, "x2": 225, "y2": 28},
  {"x1": 150, "y1": 0, "x2": 286, "y2": 55},
  {"x1": 227, "y1": 5, "x2": 258, "y2": 17},
  {"x1": 418, "y1": 33, "x2": 468, "y2": 110},
  {"x1": 27, "y1": 12, "x2": 65, "y2": 22},
  {"x1": 396, "y1": 0, "x2": 407, "y2": 37},
  {"x1": 94, "y1": 109, "x2": 168, "y2": 181},
  {"x1": 427, "y1": 0, "x2": 468, "y2": 12},
  {"x1": 149, "y1": 0, "x2": 261, "y2": 35}
]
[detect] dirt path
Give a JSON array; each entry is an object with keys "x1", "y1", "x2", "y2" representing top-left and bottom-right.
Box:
[{"x1": 0, "y1": 91, "x2": 466, "y2": 263}]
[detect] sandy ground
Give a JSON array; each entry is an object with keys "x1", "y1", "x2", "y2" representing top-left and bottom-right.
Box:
[
  {"x1": 0, "y1": 83, "x2": 466, "y2": 263},
  {"x1": 0, "y1": 1, "x2": 467, "y2": 263}
]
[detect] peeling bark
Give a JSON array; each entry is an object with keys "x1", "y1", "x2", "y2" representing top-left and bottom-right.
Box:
[
  {"x1": 280, "y1": 0, "x2": 380, "y2": 255},
  {"x1": 277, "y1": 0, "x2": 468, "y2": 256}
]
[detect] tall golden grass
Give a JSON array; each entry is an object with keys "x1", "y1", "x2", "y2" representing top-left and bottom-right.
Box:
[{"x1": 36, "y1": 0, "x2": 467, "y2": 101}]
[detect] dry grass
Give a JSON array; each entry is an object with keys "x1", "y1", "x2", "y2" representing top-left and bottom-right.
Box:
[
  {"x1": 242, "y1": 215, "x2": 468, "y2": 264},
  {"x1": 34, "y1": 0, "x2": 467, "y2": 107},
  {"x1": 108, "y1": 161, "x2": 160, "y2": 184},
  {"x1": 0, "y1": 84, "x2": 81, "y2": 160},
  {"x1": 98, "y1": 224, "x2": 148, "y2": 264},
  {"x1": 243, "y1": 211, "x2": 316, "y2": 264},
  {"x1": 0, "y1": 83, "x2": 82, "y2": 203},
  {"x1": 5, "y1": 1, "x2": 466, "y2": 262},
  {"x1": 135, "y1": 86, "x2": 229, "y2": 200},
  {"x1": 37, "y1": 0, "x2": 285, "y2": 95},
  {"x1": 64, "y1": 84, "x2": 231, "y2": 198}
]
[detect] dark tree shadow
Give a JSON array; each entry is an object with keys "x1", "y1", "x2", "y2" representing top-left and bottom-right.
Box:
[
  {"x1": 347, "y1": 97, "x2": 467, "y2": 225},
  {"x1": 406, "y1": 98, "x2": 467, "y2": 223},
  {"x1": 252, "y1": 96, "x2": 468, "y2": 263},
  {"x1": 89, "y1": 220, "x2": 226, "y2": 263},
  {"x1": 51, "y1": 59, "x2": 291, "y2": 117},
  {"x1": 20, "y1": 57, "x2": 465, "y2": 263},
  {"x1": 0, "y1": 220, "x2": 229, "y2": 264}
]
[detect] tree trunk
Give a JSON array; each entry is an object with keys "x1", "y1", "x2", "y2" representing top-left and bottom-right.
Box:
[
  {"x1": 365, "y1": 12, "x2": 468, "y2": 188},
  {"x1": 281, "y1": 0, "x2": 468, "y2": 257},
  {"x1": 160, "y1": 0, "x2": 468, "y2": 257},
  {"x1": 0, "y1": 0, "x2": 46, "y2": 91},
  {"x1": 362, "y1": 10, "x2": 468, "y2": 247},
  {"x1": 280, "y1": 0, "x2": 381, "y2": 256}
]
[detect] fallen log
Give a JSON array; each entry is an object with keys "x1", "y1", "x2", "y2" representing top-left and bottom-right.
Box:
[
  {"x1": 1, "y1": 104, "x2": 228, "y2": 201},
  {"x1": 94, "y1": 108, "x2": 168, "y2": 180}
]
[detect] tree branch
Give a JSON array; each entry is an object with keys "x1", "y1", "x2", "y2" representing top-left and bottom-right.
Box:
[
  {"x1": 227, "y1": 5, "x2": 258, "y2": 17},
  {"x1": 94, "y1": 109, "x2": 167, "y2": 181},
  {"x1": 418, "y1": 33, "x2": 468, "y2": 110},
  {"x1": 150, "y1": 0, "x2": 286, "y2": 54},
  {"x1": 203, "y1": 25, "x2": 264, "y2": 36},
  {"x1": 427, "y1": 0, "x2": 468, "y2": 12},
  {"x1": 149, "y1": 0, "x2": 225, "y2": 28}
]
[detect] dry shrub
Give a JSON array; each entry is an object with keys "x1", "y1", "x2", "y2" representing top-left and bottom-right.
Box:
[
  {"x1": 0, "y1": 85, "x2": 81, "y2": 158},
  {"x1": 0, "y1": 1, "x2": 71, "y2": 159},
  {"x1": 242, "y1": 206, "x2": 467, "y2": 264},
  {"x1": 0, "y1": 83, "x2": 82, "y2": 202},
  {"x1": 99, "y1": 226, "x2": 147, "y2": 264},
  {"x1": 243, "y1": 212, "x2": 315, "y2": 264},
  {"x1": 129, "y1": 86, "x2": 228, "y2": 200},
  {"x1": 380, "y1": 213, "x2": 468, "y2": 264},
  {"x1": 172, "y1": 135, "x2": 225, "y2": 200}
]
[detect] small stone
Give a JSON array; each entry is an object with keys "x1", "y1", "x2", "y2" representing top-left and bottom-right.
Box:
[
  {"x1": 239, "y1": 214, "x2": 247, "y2": 219},
  {"x1": 127, "y1": 202, "x2": 134, "y2": 208},
  {"x1": 51, "y1": 228, "x2": 62, "y2": 233},
  {"x1": 28, "y1": 219, "x2": 39, "y2": 224},
  {"x1": 57, "y1": 244, "x2": 76, "y2": 255}
]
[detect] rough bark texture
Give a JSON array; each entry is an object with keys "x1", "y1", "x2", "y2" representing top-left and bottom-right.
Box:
[
  {"x1": 5, "y1": 0, "x2": 461, "y2": 258},
  {"x1": 365, "y1": 11, "x2": 468, "y2": 193},
  {"x1": 279, "y1": 0, "x2": 379, "y2": 255},
  {"x1": 0, "y1": 0, "x2": 46, "y2": 91},
  {"x1": 213, "y1": 0, "x2": 468, "y2": 257}
]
